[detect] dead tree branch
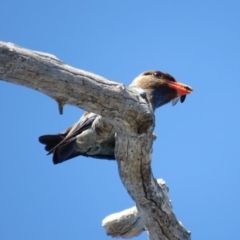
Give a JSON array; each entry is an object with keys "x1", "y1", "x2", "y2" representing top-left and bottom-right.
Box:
[{"x1": 0, "y1": 41, "x2": 190, "y2": 240}]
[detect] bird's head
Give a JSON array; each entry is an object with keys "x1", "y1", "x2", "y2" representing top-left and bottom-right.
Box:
[{"x1": 129, "y1": 70, "x2": 193, "y2": 111}]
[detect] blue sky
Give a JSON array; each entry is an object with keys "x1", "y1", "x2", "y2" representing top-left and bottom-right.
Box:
[{"x1": 1, "y1": 1, "x2": 240, "y2": 239}]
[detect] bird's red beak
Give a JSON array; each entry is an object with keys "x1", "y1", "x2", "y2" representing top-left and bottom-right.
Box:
[{"x1": 168, "y1": 81, "x2": 193, "y2": 96}]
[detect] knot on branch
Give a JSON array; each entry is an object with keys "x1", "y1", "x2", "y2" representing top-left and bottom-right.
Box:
[
  {"x1": 55, "y1": 98, "x2": 67, "y2": 114},
  {"x1": 136, "y1": 112, "x2": 154, "y2": 134}
]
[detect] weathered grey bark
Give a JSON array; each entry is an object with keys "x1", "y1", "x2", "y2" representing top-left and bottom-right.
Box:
[
  {"x1": 0, "y1": 41, "x2": 191, "y2": 240},
  {"x1": 102, "y1": 179, "x2": 181, "y2": 239}
]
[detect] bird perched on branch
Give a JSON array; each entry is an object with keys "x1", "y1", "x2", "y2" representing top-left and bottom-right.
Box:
[{"x1": 39, "y1": 70, "x2": 193, "y2": 164}]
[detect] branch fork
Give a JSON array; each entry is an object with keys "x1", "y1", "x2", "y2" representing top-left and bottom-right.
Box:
[{"x1": 0, "y1": 41, "x2": 190, "y2": 240}]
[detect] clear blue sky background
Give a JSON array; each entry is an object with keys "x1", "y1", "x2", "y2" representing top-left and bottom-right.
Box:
[{"x1": 1, "y1": 1, "x2": 240, "y2": 239}]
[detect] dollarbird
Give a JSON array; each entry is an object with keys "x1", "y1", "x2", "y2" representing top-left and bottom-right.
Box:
[{"x1": 39, "y1": 70, "x2": 193, "y2": 164}]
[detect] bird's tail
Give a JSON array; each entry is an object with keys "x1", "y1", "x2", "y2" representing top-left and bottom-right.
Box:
[{"x1": 39, "y1": 135, "x2": 64, "y2": 152}]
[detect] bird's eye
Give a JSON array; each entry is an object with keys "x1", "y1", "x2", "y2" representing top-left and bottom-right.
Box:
[{"x1": 153, "y1": 71, "x2": 162, "y2": 78}]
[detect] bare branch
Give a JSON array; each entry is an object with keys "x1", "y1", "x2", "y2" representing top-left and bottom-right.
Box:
[
  {"x1": 115, "y1": 135, "x2": 190, "y2": 240},
  {"x1": 103, "y1": 207, "x2": 144, "y2": 238},
  {"x1": 102, "y1": 179, "x2": 182, "y2": 239},
  {"x1": 0, "y1": 41, "x2": 152, "y2": 134},
  {"x1": 0, "y1": 41, "x2": 190, "y2": 240}
]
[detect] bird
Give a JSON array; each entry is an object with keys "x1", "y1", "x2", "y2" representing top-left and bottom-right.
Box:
[{"x1": 39, "y1": 70, "x2": 193, "y2": 164}]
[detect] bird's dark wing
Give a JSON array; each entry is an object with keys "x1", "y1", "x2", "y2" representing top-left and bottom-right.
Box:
[
  {"x1": 47, "y1": 113, "x2": 97, "y2": 155},
  {"x1": 39, "y1": 113, "x2": 98, "y2": 164},
  {"x1": 39, "y1": 112, "x2": 116, "y2": 164}
]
